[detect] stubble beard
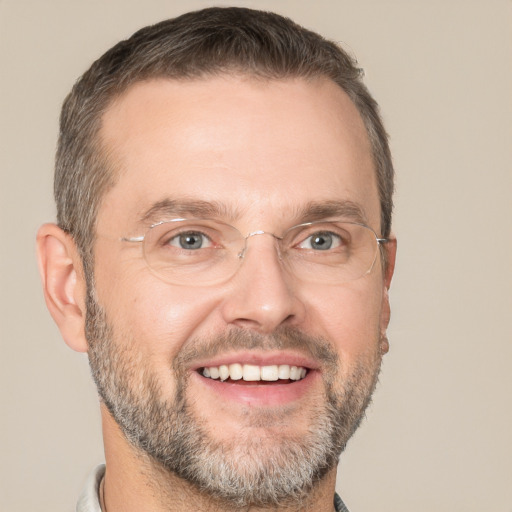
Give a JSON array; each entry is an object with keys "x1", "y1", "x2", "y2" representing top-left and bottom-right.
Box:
[{"x1": 85, "y1": 285, "x2": 382, "y2": 508}]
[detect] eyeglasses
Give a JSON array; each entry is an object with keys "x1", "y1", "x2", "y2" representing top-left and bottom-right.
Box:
[{"x1": 121, "y1": 218, "x2": 388, "y2": 286}]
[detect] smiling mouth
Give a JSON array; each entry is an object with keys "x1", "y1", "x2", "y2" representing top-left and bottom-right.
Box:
[{"x1": 200, "y1": 363, "x2": 308, "y2": 383}]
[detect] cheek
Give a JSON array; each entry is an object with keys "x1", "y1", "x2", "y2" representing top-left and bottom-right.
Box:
[
  {"x1": 304, "y1": 279, "x2": 384, "y2": 362},
  {"x1": 94, "y1": 250, "x2": 224, "y2": 360}
]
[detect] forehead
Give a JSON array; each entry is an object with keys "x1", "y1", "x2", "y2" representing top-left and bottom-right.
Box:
[{"x1": 98, "y1": 75, "x2": 379, "y2": 232}]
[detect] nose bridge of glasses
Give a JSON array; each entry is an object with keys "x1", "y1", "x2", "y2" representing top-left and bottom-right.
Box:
[{"x1": 237, "y1": 230, "x2": 283, "y2": 259}]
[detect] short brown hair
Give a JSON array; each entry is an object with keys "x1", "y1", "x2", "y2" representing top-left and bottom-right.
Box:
[{"x1": 55, "y1": 6, "x2": 394, "y2": 273}]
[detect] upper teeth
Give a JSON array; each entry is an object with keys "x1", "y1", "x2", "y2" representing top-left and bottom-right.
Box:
[{"x1": 202, "y1": 364, "x2": 307, "y2": 382}]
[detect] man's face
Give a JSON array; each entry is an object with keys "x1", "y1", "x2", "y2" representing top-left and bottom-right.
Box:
[{"x1": 88, "y1": 76, "x2": 393, "y2": 505}]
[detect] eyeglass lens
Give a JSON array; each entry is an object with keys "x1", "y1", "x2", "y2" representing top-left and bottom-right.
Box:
[{"x1": 141, "y1": 219, "x2": 380, "y2": 286}]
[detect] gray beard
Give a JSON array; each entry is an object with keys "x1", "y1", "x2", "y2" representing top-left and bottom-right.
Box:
[{"x1": 85, "y1": 285, "x2": 382, "y2": 508}]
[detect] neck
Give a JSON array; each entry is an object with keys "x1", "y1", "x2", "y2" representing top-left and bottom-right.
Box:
[{"x1": 100, "y1": 406, "x2": 338, "y2": 512}]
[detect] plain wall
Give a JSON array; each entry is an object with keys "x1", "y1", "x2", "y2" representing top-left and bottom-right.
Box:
[{"x1": 1, "y1": 0, "x2": 511, "y2": 511}]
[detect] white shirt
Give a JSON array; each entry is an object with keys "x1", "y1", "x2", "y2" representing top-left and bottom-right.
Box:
[{"x1": 76, "y1": 464, "x2": 104, "y2": 512}]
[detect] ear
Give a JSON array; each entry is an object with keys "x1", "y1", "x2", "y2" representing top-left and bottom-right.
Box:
[
  {"x1": 36, "y1": 223, "x2": 89, "y2": 353},
  {"x1": 379, "y1": 237, "x2": 397, "y2": 354},
  {"x1": 383, "y1": 237, "x2": 397, "y2": 290}
]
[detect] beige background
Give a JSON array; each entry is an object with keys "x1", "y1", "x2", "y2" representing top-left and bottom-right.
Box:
[{"x1": 1, "y1": 0, "x2": 511, "y2": 511}]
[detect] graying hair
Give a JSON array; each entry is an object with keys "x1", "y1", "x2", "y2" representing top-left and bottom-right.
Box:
[{"x1": 55, "y1": 6, "x2": 394, "y2": 275}]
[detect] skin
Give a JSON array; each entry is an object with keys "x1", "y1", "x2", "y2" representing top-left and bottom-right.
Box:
[{"x1": 37, "y1": 75, "x2": 396, "y2": 511}]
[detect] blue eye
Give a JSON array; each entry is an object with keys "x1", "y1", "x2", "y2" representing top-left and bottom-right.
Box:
[
  {"x1": 169, "y1": 232, "x2": 212, "y2": 250},
  {"x1": 299, "y1": 231, "x2": 342, "y2": 250}
]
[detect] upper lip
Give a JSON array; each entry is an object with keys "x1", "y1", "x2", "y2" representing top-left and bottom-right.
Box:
[{"x1": 190, "y1": 351, "x2": 320, "y2": 371}]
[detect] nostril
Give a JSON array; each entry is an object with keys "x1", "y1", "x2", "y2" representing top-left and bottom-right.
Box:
[{"x1": 231, "y1": 317, "x2": 265, "y2": 331}]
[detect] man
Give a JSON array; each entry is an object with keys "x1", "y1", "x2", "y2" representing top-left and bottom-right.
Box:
[{"x1": 37, "y1": 7, "x2": 396, "y2": 512}]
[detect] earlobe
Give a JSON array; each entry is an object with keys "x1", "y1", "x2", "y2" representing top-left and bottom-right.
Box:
[
  {"x1": 36, "y1": 224, "x2": 89, "y2": 353},
  {"x1": 380, "y1": 334, "x2": 389, "y2": 355}
]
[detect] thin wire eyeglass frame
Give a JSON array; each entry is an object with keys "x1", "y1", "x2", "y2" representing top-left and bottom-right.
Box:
[{"x1": 121, "y1": 218, "x2": 389, "y2": 286}]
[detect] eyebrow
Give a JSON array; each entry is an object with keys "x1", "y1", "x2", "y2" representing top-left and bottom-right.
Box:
[
  {"x1": 139, "y1": 197, "x2": 368, "y2": 227},
  {"x1": 140, "y1": 198, "x2": 243, "y2": 226},
  {"x1": 294, "y1": 200, "x2": 368, "y2": 225}
]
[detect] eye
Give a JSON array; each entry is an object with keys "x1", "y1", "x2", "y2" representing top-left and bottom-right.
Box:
[
  {"x1": 168, "y1": 231, "x2": 213, "y2": 250},
  {"x1": 298, "y1": 231, "x2": 343, "y2": 251}
]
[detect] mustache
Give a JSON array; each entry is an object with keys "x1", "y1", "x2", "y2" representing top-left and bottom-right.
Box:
[{"x1": 174, "y1": 326, "x2": 340, "y2": 370}]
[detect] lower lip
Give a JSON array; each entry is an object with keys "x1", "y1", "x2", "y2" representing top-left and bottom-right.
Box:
[{"x1": 191, "y1": 370, "x2": 319, "y2": 407}]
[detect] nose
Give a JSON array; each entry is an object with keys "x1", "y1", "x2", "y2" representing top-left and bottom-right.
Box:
[{"x1": 220, "y1": 234, "x2": 306, "y2": 333}]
